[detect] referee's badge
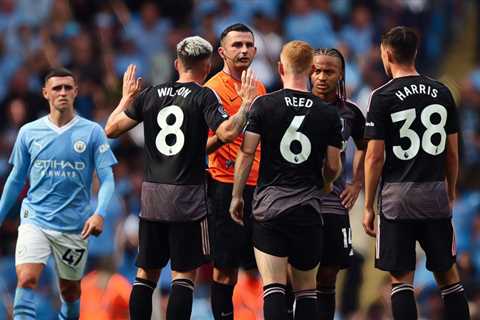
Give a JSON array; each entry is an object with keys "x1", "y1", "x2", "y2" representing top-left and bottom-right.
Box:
[{"x1": 74, "y1": 140, "x2": 87, "y2": 153}]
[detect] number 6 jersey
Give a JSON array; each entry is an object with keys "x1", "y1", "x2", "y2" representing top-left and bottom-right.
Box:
[
  {"x1": 246, "y1": 89, "x2": 343, "y2": 221},
  {"x1": 364, "y1": 75, "x2": 459, "y2": 220},
  {"x1": 124, "y1": 82, "x2": 228, "y2": 222}
]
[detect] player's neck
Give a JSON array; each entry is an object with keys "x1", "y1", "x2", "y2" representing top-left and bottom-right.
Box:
[
  {"x1": 282, "y1": 75, "x2": 309, "y2": 92},
  {"x1": 390, "y1": 64, "x2": 419, "y2": 79},
  {"x1": 48, "y1": 109, "x2": 76, "y2": 127},
  {"x1": 222, "y1": 65, "x2": 244, "y2": 81},
  {"x1": 314, "y1": 91, "x2": 337, "y2": 103},
  {"x1": 178, "y1": 72, "x2": 203, "y2": 85}
]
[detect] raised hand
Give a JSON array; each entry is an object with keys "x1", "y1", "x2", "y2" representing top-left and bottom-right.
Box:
[
  {"x1": 234, "y1": 68, "x2": 258, "y2": 106},
  {"x1": 122, "y1": 64, "x2": 142, "y2": 100}
]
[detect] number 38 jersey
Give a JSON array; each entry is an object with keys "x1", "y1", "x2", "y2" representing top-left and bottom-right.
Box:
[
  {"x1": 246, "y1": 89, "x2": 343, "y2": 220},
  {"x1": 125, "y1": 81, "x2": 228, "y2": 185},
  {"x1": 364, "y1": 75, "x2": 459, "y2": 220}
]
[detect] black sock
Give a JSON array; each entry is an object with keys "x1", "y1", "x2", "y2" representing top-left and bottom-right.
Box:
[
  {"x1": 391, "y1": 283, "x2": 417, "y2": 320},
  {"x1": 285, "y1": 283, "x2": 295, "y2": 320},
  {"x1": 211, "y1": 281, "x2": 234, "y2": 320},
  {"x1": 129, "y1": 277, "x2": 156, "y2": 320},
  {"x1": 294, "y1": 289, "x2": 318, "y2": 320},
  {"x1": 441, "y1": 282, "x2": 470, "y2": 320},
  {"x1": 264, "y1": 283, "x2": 288, "y2": 320},
  {"x1": 166, "y1": 279, "x2": 194, "y2": 320},
  {"x1": 317, "y1": 286, "x2": 335, "y2": 320}
]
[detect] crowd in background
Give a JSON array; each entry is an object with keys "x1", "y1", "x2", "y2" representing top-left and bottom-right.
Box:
[{"x1": 0, "y1": 0, "x2": 479, "y2": 319}]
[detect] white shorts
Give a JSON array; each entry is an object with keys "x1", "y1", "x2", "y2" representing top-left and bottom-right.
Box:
[{"x1": 15, "y1": 223, "x2": 88, "y2": 281}]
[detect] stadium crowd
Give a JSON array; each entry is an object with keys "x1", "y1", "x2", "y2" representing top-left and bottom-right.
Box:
[{"x1": 0, "y1": 0, "x2": 478, "y2": 319}]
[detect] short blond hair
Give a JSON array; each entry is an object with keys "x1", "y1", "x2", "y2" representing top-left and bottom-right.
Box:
[{"x1": 280, "y1": 40, "x2": 313, "y2": 75}]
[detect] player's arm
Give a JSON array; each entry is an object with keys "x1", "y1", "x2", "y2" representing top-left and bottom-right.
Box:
[
  {"x1": 81, "y1": 166, "x2": 115, "y2": 239},
  {"x1": 0, "y1": 129, "x2": 30, "y2": 226},
  {"x1": 0, "y1": 165, "x2": 28, "y2": 226},
  {"x1": 230, "y1": 132, "x2": 260, "y2": 225},
  {"x1": 445, "y1": 133, "x2": 459, "y2": 209},
  {"x1": 206, "y1": 135, "x2": 225, "y2": 154},
  {"x1": 105, "y1": 64, "x2": 142, "y2": 138},
  {"x1": 363, "y1": 139, "x2": 384, "y2": 237},
  {"x1": 341, "y1": 136, "x2": 366, "y2": 209},
  {"x1": 323, "y1": 146, "x2": 342, "y2": 189},
  {"x1": 215, "y1": 69, "x2": 258, "y2": 144}
]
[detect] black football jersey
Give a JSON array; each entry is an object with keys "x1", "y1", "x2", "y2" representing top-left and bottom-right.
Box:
[
  {"x1": 320, "y1": 99, "x2": 365, "y2": 215},
  {"x1": 125, "y1": 81, "x2": 228, "y2": 185},
  {"x1": 246, "y1": 89, "x2": 343, "y2": 193},
  {"x1": 364, "y1": 75, "x2": 459, "y2": 219}
]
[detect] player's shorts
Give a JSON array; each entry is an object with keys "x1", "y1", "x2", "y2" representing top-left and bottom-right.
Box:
[
  {"x1": 135, "y1": 216, "x2": 210, "y2": 272},
  {"x1": 208, "y1": 178, "x2": 256, "y2": 270},
  {"x1": 319, "y1": 212, "x2": 353, "y2": 269},
  {"x1": 375, "y1": 215, "x2": 456, "y2": 273},
  {"x1": 15, "y1": 223, "x2": 88, "y2": 281},
  {"x1": 253, "y1": 205, "x2": 323, "y2": 271}
]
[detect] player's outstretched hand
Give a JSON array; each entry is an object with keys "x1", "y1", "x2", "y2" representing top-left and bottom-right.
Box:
[
  {"x1": 340, "y1": 182, "x2": 361, "y2": 209},
  {"x1": 229, "y1": 196, "x2": 245, "y2": 226},
  {"x1": 234, "y1": 68, "x2": 258, "y2": 106},
  {"x1": 362, "y1": 207, "x2": 376, "y2": 237},
  {"x1": 122, "y1": 64, "x2": 142, "y2": 100},
  {"x1": 81, "y1": 214, "x2": 104, "y2": 239}
]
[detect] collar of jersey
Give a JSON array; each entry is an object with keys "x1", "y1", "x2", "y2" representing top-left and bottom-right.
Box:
[{"x1": 44, "y1": 115, "x2": 79, "y2": 134}]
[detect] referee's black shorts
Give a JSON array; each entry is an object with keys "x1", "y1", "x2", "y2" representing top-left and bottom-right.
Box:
[{"x1": 208, "y1": 178, "x2": 256, "y2": 270}]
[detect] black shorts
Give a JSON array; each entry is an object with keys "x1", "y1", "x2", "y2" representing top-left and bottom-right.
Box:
[
  {"x1": 253, "y1": 205, "x2": 323, "y2": 271},
  {"x1": 375, "y1": 215, "x2": 456, "y2": 273},
  {"x1": 320, "y1": 213, "x2": 353, "y2": 269},
  {"x1": 135, "y1": 217, "x2": 210, "y2": 272},
  {"x1": 208, "y1": 179, "x2": 256, "y2": 269}
]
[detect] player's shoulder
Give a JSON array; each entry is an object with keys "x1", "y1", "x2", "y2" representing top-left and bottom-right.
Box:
[
  {"x1": 21, "y1": 116, "x2": 48, "y2": 132},
  {"x1": 370, "y1": 78, "x2": 396, "y2": 97},
  {"x1": 345, "y1": 99, "x2": 366, "y2": 118},
  {"x1": 421, "y1": 75, "x2": 451, "y2": 93},
  {"x1": 252, "y1": 88, "x2": 282, "y2": 106},
  {"x1": 205, "y1": 72, "x2": 225, "y2": 89}
]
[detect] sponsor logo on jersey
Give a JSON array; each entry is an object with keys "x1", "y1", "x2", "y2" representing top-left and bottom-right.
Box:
[
  {"x1": 365, "y1": 121, "x2": 375, "y2": 127},
  {"x1": 74, "y1": 140, "x2": 86, "y2": 153},
  {"x1": 99, "y1": 143, "x2": 110, "y2": 153}
]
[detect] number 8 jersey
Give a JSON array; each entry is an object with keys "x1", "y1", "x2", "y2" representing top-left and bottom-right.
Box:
[
  {"x1": 125, "y1": 81, "x2": 228, "y2": 185},
  {"x1": 364, "y1": 75, "x2": 459, "y2": 220}
]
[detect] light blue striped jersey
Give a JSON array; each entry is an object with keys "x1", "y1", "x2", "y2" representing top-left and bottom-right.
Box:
[{"x1": 9, "y1": 115, "x2": 117, "y2": 233}]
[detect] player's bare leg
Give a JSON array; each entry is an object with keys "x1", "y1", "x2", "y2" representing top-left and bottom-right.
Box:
[
  {"x1": 129, "y1": 267, "x2": 161, "y2": 320},
  {"x1": 390, "y1": 271, "x2": 417, "y2": 320},
  {"x1": 14, "y1": 263, "x2": 44, "y2": 319},
  {"x1": 290, "y1": 264, "x2": 319, "y2": 320},
  {"x1": 316, "y1": 266, "x2": 340, "y2": 320},
  {"x1": 434, "y1": 264, "x2": 470, "y2": 320},
  {"x1": 254, "y1": 248, "x2": 288, "y2": 320},
  {"x1": 165, "y1": 270, "x2": 197, "y2": 320},
  {"x1": 58, "y1": 278, "x2": 81, "y2": 319}
]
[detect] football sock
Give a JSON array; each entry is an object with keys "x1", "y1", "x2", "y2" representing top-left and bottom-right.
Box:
[
  {"x1": 211, "y1": 281, "x2": 234, "y2": 320},
  {"x1": 317, "y1": 285, "x2": 335, "y2": 320},
  {"x1": 129, "y1": 277, "x2": 156, "y2": 320},
  {"x1": 58, "y1": 299, "x2": 80, "y2": 320},
  {"x1": 263, "y1": 283, "x2": 288, "y2": 320},
  {"x1": 166, "y1": 278, "x2": 194, "y2": 320},
  {"x1": 391, "y1": 283, "x2": 417, "y2": 320},
  {"x1": 294, "y1": 289, "x2": 318, "y2": 320},
  {"x1": 285, "y1": 283, "x2": 295, "y2": 320},
  {"x1": 441, "y1": 282, "x2": 470, "y2": 320},
  {"x1": 13, "y1": 287, "x2": 36, "y2": 320}
]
